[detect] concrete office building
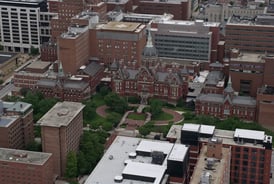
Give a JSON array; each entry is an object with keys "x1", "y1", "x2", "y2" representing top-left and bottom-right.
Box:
[
  {"x1": 0, "y1": 0, "x2": 51, "y2": 53},
  {"x1": 151, "y1": 20, "x2": 221, "y2": 63},
  {"x1": 134, "y1": 0, "x2": 192, "y2": 20},
  {"x1": 0, "y1": 101, "x2": 34, "y2": 149},
  {"x1": 226, "y1": 14, "x2": 274, "y2": 54},
  {"x1": 199, "y1": 4, "x2": 265, "y2": 22},
  {"x1": 0, "y1": 148, "x2": 54, "y2": 184},
  {"x1": 39, "y1": 101, "x2": 85, "y2": 176}
]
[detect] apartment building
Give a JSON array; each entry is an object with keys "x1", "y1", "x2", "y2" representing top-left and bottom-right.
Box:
[
  {"x1": 0, "y1": 148, "x2": 54, "y2": 184},
  {"x1": 90, "y1": 21, "x2": 147, "y2": 66},
  {"x1": 0, "y1": 101, "x2": 34, "y2": 149},
  {"x1": 0, "y1": 0, "x2": 50, "y2": 53},
  {"x1": 39, "y1": 101, "x2": 84, "y2": 176}
]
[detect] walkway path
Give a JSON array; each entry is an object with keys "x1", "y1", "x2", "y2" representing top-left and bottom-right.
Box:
[{"x1": 96, "y1": 105, "x2": 109, "y2": 118}]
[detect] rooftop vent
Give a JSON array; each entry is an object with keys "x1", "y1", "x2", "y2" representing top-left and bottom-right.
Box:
[
  {"x1": 128, "y1": 152, "x2": 137, "y2": 159},
  {"x1": 114, "y1": 175, "x2": 123, "y2": 183}
]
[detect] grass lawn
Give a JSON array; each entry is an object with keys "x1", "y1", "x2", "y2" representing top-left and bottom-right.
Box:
[
  {"x1": 152, "y1": 112, "x2": 173, "y2": 121},
  {"x1": 127, "y1": 113, "x2": 146, "y2": 120}
]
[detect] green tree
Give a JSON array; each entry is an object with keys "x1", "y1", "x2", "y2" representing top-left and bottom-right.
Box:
[
  {"x1": 150, "y1": 99, "x2": 163, "y2": 118},
  {"x1": 25, "y1": 141, "x2": 42, "y2": 152},
  {"x1": 83, "y1": 100, "x2": 96, "y2": 121},
  {"x1": 77, "y1": 131, "x2": 105, "y2": 174},
  {"x1": 106, "y1": 112, "x2": 122, "y2": 127},
  {"x1": 30, "y1": 46, "x2": 39, "y2": 55},
  {"x1": 104, "y1": 92, "x2": 128, "y2": 114},
  {"x1": 65, "y1": 151, "x2": 78, "y2": 179},
  {"x1": 138, "y1": 121, "x2": 154, "y2": 137},
  {"x1": 77, "y1": 151, "x2": 88, "y2": 175}
]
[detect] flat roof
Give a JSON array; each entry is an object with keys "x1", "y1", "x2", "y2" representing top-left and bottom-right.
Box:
[
  {"x1": 136, "y1": 140, "x2": 173, "y2": 155},
  {"x1": 0, "y1": 52, "x2": 18, "y2": 64},
  {"x1": 182, "y1": 123, "x2": 200, "y2": 132},
  {"x1": 0, "y1": 117, "x2": 17, "y2": 128},
  {"x1": 168, "y1": 144, "x2": 188, "y2": 162},
  {"x1": 38, "y1": 101, "x2": 85, "y2": 127},
  {"x1": 3, "y1": 101, "x2": 32, "y2": 113},
  {"x1": 200, "y1": 125, "x2": 215, "y2": 135},
  {"x1": 100, "y1": 22, "x2": 142, "y2": 32},
  {"x1": 166, "y1": 125, "x2": 182, "y2": 140},
  {"x1": 25, "y1": 61, "x2": 51, "y2": 70},
  {"x1": 234, "y1": 128, "x2": 265, "y2": 141},
  {"x1": 0, "y1": 148, "x2": 52, "y2": 165},
  {"x1": 230, "y1": 52, "x2": 265, "y2": 63},
  {"x1": 190, "y1": 145, "x2": 230, "y2": 184},
  {"x1": 85, "y1": 136, "x2": 188, "y2": 184}
]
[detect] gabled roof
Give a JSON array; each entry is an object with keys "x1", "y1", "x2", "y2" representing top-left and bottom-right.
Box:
[{"x1": 83, "y1": 62, "x2": 103, "y2": 76}]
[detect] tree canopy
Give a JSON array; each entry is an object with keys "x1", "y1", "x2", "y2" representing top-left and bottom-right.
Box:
[
  {"x1": 104, "y1": 92, "x2": 128, "y2": 114},
  {"x1": 65, "y1": 151, "x2": 78, "y2": 179}
]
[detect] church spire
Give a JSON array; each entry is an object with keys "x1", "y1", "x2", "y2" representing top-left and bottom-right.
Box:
[{"x1": 142, "y1": 23, "x2": 157, "y2": 57}]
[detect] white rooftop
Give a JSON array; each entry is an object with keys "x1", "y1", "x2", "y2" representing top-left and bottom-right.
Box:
[
  {"x1": 182, "y1": 123, "x2": 200, "y2": 132},
  {"x1": 136, "y1": 140, "x2": 173, "y2": 155},
  {"x1": 85, "y1": 136, "x2": 188, "y2": 184},
  {"x1": 168, "y1": 144, "x2": 188, "y2": 162},
  {"x1": 234, "y1": 129, "x2": 265, "y2": 141},
  {"x1": 200, "y1": 125, "x2": 215, "y2": 135}
]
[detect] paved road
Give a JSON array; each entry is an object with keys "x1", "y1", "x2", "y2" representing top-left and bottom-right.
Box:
[{"x1": 0, "y1": 83, "x2": 14, "y2": 99}]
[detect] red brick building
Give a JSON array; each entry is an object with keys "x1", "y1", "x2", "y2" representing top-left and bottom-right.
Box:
[
  {"x1": 111, "y1": 32, "x2": 189, "y2": 104},
  {"x1": 0, "y1": 148, "x2": 54, "y2": 184},
  {"x1": 195, "y1": 78, "x2": 257, "y2": 121},
  {"x1": 177, "y1": 124, "x2": 272, "y2": 184},
  {"x1": 134, "y1": 0, "x2": 191, "y2": 20},
  {"x1": 229, "y1": 49, "x2": 274, "y2": 97},
  {"x1": 40, "y1": 41, "x2": 58, "y2": 62},
  {"x1": 90, "y1": 21, "x2": 147, "y2": 66},
  {"x1": 256, "y1": 86, "x2": 274, "y2": 129},
  {"x1": 0, "y1": 101, "x2": 34, "y2": 149},
  {"x1": 225, "y1": 14, "x2": 274, "y2": 54},
  {"x1": 105, "y1": 0, "x2": 133, "y2": 12},
  {"x1": 39, "y1": 101, "x2": 85, "y2": 177}
]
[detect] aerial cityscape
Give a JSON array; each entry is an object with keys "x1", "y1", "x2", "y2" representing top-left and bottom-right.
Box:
[{"x1": 0, "y1": 0, "x2": 274, "y2": 184}]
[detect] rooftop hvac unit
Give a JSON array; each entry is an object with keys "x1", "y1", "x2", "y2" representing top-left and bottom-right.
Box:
[
  {"x1": 200, "y1": 171, "x2": 212, "y2": 184},
  {"x1": 151, "y1": 151, "x2": 165, "y2": 165}
]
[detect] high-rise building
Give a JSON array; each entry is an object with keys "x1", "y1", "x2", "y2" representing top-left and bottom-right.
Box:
[
  {"x1": 134, "y1": 0, "x2": 191, "y2": 20},
  {"x1": 226, "y1": 14, "x2": 274, "y2": 54},
  {"x1": 0, "y1": 148, "x2": 54, "y2": 184},
  {"x1": 0, "y1": 101, "x2": 34, "y2": 149},
  {"x1": 90, "y1": 21, "x2": 147, "y2": 66},
  {"x1": 39, "y1": 101, "x2": 85, "y2": 176},
  {"x1": 150, "y1": 19, "x2": 221, "y2": 63},
  {"x1": 0, "y1": 0, "x2": 53, "y2": 52}
]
